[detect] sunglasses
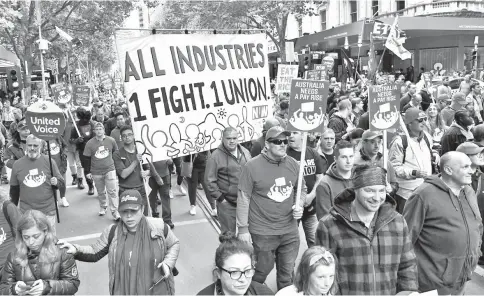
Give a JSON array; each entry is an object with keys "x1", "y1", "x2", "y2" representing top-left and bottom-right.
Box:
[
  {"x1": 268, "y1": 139, "x2": 288, "y2": 145},
  {"x1": 417, "y1": 118, "x2": 427, "y2": 123}
]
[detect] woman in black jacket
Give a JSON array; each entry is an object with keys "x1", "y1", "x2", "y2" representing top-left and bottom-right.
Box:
[
  {"x1": 0, "y1": 210, "x2": 80, "y2": 295},
  {"x1": 184, "y1": 151, "x2": 214, "y2": 216}
]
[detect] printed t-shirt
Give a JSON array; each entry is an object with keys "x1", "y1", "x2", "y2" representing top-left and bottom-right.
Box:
[
  {"x1": 238, "y1": 154, "x2": 303, "y2": 235},
  {"x1": 113, "y1": 148, "x2": 143, "y2": 188},
  {"x1": 10, "y1": 155, "x2": 61, "y2": 215},
  {"x1": 84, "y1": 136, "x2": 118, "y2": 175}
]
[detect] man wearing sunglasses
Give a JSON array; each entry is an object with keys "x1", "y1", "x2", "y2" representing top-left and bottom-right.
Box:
[
  {"x1": 237, "y1": 126, "x2": 306, "y2": 291},
  {"x1": 389, "y1": 108, "x2": 433, "y2": 213}
]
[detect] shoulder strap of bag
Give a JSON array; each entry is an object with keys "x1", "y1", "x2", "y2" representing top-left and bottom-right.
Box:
[
  {"x1": 108, "y1": 224, "x2": 117, "y2": 246},
  {"x1": 401, "y1": 135, "x2": 408, "y2": 164},
  {"x1": 3, "y1": 201, "x2": 15, "y2": 239}
]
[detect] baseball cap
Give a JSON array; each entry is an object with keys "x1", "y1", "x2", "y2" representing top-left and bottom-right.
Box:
[
  {"x1": 119, "y1": 190, "x2": 143, "y2": 211},
  {"x1": 452, "y1": 92, "x2": 467, "y2": 105},
  {"x1": 361, "y1": 130, "x2": 383, "y2": 141},
  {"x1": 17, "y1": 122, "x2": 28, "y2": 130},
  {"x1": 265, "y1": 126, "x2": 290, "y2": 141},
  {"x1": 404, "y1": 108, "x2": 427, "y2": 124},
  {"x1": 94, "y1": 122, "x2": 104, "y2": 129},
  {"x1": 456, "y1": 142, "x2": 484, "y2": 155}
]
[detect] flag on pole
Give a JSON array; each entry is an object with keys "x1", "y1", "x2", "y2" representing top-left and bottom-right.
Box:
[
  {"x1": 368, "y1": 33, "x2": 377, "y2": 79},
  {"x1": 385, "y1": 17, "x2": 411, "y2": 60},
  {"x1": 55, "y1": 26, "x2": 74, "y2": 42}
]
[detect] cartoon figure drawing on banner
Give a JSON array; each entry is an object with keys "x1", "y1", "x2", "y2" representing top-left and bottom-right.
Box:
[
  {"x1": 210, "y1": 129, "x2": 223, "y2": 150},
  {"x1": 289, "y1": 103, "x2": 324, "y2": 131},
  {"x1": 227, "y1": 114, "x2": 244, "y2": 141},
  {"x1": 0, "y1": 228, "x2": 5, "y2": 246},
  {"x1": 169, "y1": 123, "x2": 194, "y2": 155},
  {"x1": 371, "y1": 104, "x2": 399, "y2": 129},
  {"x1": 267, "y1": 177, "x2": 294, "y2": 203},
  {"x1": 185, "y1": 124, "x2": 209, "y2": 153},
  {"x1": 140, "y1": 124, "x2": 180, "y2": 161},
  {"x1": 238, "y1": 106, "x2": 255, "y2": 141},
  {"x1": 197, "y1": 113, "x2": 226, "y2": 149}
]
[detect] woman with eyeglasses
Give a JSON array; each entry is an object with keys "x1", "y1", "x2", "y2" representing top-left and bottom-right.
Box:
[
  {"x1": 276, "y1": 246, "x2": 336, "y2": 296},
  {"x1": 0, "y1": 210, "x2": 80, "y2": 295},
  {"x1": 197, "y1": 232, "x2": 274, "y2": 296}
]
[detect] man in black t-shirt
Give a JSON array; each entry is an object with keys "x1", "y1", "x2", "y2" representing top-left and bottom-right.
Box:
[{"x1": 287, "y1": 131, "x2": 324, "y2": 247}]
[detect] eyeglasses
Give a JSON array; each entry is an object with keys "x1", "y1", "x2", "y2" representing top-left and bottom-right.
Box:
[
  {"x1": 268, "y1": 139, "x2": 288, "y2": 145},
  {"x1": 417, "y1": 118, "x2": 427, "y2": 123},
  {"x1": 218, "y1": 266, "x2": 256, "y2": 280},
  {"x1": 121, "y1": 133, "x2": 134, "y2": 139}
]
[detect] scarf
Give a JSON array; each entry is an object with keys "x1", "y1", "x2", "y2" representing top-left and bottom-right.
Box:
[{"x1": 114, "y1": 217, "x2": 156, "y2": 295}]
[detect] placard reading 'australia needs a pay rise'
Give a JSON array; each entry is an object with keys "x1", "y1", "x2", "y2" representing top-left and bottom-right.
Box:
[
  {"x1": 368, "y1": 83, "x2": 400, "y2": 131},
  {"x1": 287, "y1": 79, "x2": 329, "y2": 133}
]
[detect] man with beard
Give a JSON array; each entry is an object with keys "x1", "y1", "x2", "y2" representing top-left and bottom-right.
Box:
[
  {"x1": 9, "y1": 135, "x2": 64, "y2": 235},
  {"x1": 389, "y1": 108, "x2": 433, "y2": 213},
  {"x1": 250, "y1": 118, "x2": 280, "y2": 157},
  {"x1": 441, "y1": 110, "x2": 475, "y2": 155},
  {"x1": 70, "y1": 107, "x2": 96, "y2": 194},
  {"x1": 404, "y1": 152, "x2": 482, "y2": 295}
]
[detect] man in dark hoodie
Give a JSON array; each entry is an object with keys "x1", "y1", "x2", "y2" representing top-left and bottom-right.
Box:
[
  {"x1": 250, "y1": 118, "x2": 280, "y2": 157},
  {"x1": 237, "y1": 126, "x2": 306, "y2": 290},
  {"x1": 70, "y1": 107, "x2": 95, "y2": 194},
  {"x1": 440, "y1": 110, "x2": 474, "y2": 155},
  {"x1": 205, "y1": 127, "x2": 251, "y2": 233},
  {"x1": 328, "y1": 99, "x2": 353, "y2": 144},
  {"x1": 316, "y1": 140, "x2": 354, "y2": 220},
  {"x1": 316, "y1": 165, "x2": 418, "y2": 295},
  {"x1": 404, "y1": 151, "x2": 482, "y2": 295}
]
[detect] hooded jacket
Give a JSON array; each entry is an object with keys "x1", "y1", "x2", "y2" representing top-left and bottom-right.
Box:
[
  {"x1": 205, "y1": 143, "x2": 251, "y2": 205},
  {"x1": 328, "y1": 112, "x2": 349, "y2": 144},
  {"x1": 315, "y1": 163, "x2": 353, "y2": 220},
  {"x1": 403, "y1": 176, "x2": 483, "y2": 295},
  {"x1": 441, "y1": 122, "x2": 472, "y2": 155},
  {"x1": 316, "y1": 189, "x2": 418, "y2": 295},
  {"x1": 4, "y1": 137, "x2": 26, "y2": 169}
]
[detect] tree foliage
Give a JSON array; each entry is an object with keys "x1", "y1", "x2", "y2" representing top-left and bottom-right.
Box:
[
  {"x1": 153, "y1": 0, "x2": 323, "y2": 62},
  {"x1": 0, "y1": 0, "x2": 134, "y2": 79}
]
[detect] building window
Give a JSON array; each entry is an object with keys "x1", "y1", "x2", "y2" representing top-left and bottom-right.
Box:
[
  {"x1": 297, "y1": 18, "x2": 302, "y2": 37},
  {"x1": 350, "y1": 1, "x2": 357, "y2": 23},
  {"x1": 138, "y1": 8, "x2": 144, "y2": 28},
  {"x1": 372, "y1": 0, "x2": 379, "y2": 17},
  {"x1": 320, "y1": 9, "x2": 327, "y2": 31},
  {"x1": 396, "y1": 0, "x2": 405, "y2": 11}
]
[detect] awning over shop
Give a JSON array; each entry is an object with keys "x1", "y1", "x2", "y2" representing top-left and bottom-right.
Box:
[
  {"x1": 0, "y1": 45, "x2": 20, "y2": 68},
  {"x1": 295, "y1": 17, "x2": 484, "y2": 51},
  {"x1": 294, "y1": 21, "x2": 365, "y2": 51}
]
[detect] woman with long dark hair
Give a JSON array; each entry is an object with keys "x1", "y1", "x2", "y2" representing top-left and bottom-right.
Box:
[{"x1": 0, "y1": 210, "x2": 80, "y2": 295}]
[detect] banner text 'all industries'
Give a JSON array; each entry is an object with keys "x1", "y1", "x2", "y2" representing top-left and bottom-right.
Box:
[{"x1": 117, "y1": 33, "x2": 273, "y2": 162}]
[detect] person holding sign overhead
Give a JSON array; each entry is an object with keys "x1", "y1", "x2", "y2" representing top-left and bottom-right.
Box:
[
  {"x1": 237, "y1": 126, "x2": 306, "y2": 291},
  {"x1": 9, "y1": 135, "x2": 65, "y2": 235},
  {"x1": 83, "y1": 122, "x2": 120, "y2": 220}
]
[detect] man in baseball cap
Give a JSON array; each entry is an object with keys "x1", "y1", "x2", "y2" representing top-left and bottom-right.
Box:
[
  {"x1": 118, "y1": 189, "x2": 144, "y2": 212},
  {"x1": 441, "y1": 92, "x2": 470, "y2": 127},
  {"x1": 354, "y1": 130, "x2": 383, "y2": 166},
  {"x1": 251, "y1": 118, "x2": 281, "y2": 157},
  {"x1": 456, "y1": 142, "x2": 484, "y2": 194}
]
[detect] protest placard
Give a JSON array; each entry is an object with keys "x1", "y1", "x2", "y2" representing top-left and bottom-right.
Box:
[
  {"x1": 287, "y1": 78, "x2": 329, "y2": 132},
  {"x1": 368, "y1": 83, "x2": 400, "y2": 131},
  {"x1": 116, "y1": 33, "x2": 273, "y2": 162},
  {"x1": 51, "y1": 83, "x2": 71, "y2": 105},
  {"x1": 73, "y1": 85, "x2": 91, "y2": 106},
  {"x1": 101, "y1": 74, "x2": 113, "y2": 90},
  {"x1": 275, "y1": 65, "x2": 298, "y2": 94}
]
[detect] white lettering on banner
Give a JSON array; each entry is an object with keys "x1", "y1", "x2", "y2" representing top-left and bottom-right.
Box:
[
  {"x1": 117, "y1": 33, "x2": 273, "y2": 162},
  {"x1": 275, "y1": 65, "x2": 298, "y2": 94}
]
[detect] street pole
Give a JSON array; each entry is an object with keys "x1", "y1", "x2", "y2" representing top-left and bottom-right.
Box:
[
  {"x1": 474, "y1": 36, "x2": 479, "y2": 79},
  {"x1": 37, "y1": 0, "x2": 48, "y2": 100}
]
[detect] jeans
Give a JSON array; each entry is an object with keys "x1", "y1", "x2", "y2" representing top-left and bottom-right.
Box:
[
  {"x1": 66, "y1": 150, "x2": 83, "y2": 176},
  {"x1": 58, "y1": 172, "x2": 66, "y2": 198},
  {"x1": 171, "y1": 158, "x2": 183, "y2": 186},
  {"x1": 92, "y1": 170, "x2": 119, "y2": 216},
  {"x1": 119, "y1": 186, "x2": 148, "y2": 216},
  {"x1": 251, "y1": 231, "x2": 300, "y2": 291},
  {"x1": 298, "y1": 212, "x2": 318, "y2": 248},
  {"x1": 148, "y1": 176, "x2": 171, "y2": 222},
  {"x1": 187, "y1": 167, "x2": 214, "y2": 209},
  {"x1": 217, "y1": 200, "x2": 237, "y2": 233}
]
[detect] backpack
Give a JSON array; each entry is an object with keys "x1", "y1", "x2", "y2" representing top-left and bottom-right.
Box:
[
  {"x1": 2, "y1": 200, "x2": 16, "y2": 239},
  {"x1": 396, "y1": 134, "x2": 431, "y2": 164},
  {"x1": 107, "y1": 222, "x2": 179, "y2": 276}
]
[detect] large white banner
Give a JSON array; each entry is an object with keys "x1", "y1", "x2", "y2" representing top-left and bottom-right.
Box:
[{"x1": 117, "y1": 33, "x2": 273, "y2": 162}]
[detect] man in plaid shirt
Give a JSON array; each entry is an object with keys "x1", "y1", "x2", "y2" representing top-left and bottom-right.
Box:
[{"x1": 316, "y1": 165, "x2": 418, "y2": 295}]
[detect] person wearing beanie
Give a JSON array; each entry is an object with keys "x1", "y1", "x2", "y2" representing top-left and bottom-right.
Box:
[
  {"x1": 83, "y1": 121, "x2": 120, "y2": 220},
  {"x1": 441, "y1": 92, "x2": 470, "y2": 127},
  {"x1": 441, "y1": 109, "x2": 474, "y2": 155},
  {"x1": 316, "y1": 165, "x2": 418, "y2": 295},
  {"x1": 250, "y1": 117, "x2": 280, "y2": 157},
  {"x1": 404, "y1": 152, "x2": 482, "y2": 295},
  {"x1": 57, "y1": 189, "x2": 180, "y2": 295},
  {"x1": 389, "y1": 108, "x2": 434, "y2": 213}
]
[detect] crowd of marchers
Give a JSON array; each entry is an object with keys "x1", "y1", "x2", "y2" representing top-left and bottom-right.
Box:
[{"x1": 0, "y1": 69, "x2": 483, "y2": 296}]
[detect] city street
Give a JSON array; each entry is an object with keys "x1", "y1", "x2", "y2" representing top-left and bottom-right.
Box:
[{"x1": 4, "y1": 173, "x2": 483, "y2": 295}]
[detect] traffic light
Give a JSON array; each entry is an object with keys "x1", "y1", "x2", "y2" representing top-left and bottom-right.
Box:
[
  {"x1": 7, "y1": 68, "x2": 20, "y2": 92},
  {"x1": 304, "y1": 54, "x2": 311, "y2": 70},
  {"x1": 472, "y1": 50, "x2": 478, "y2": 61}
]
